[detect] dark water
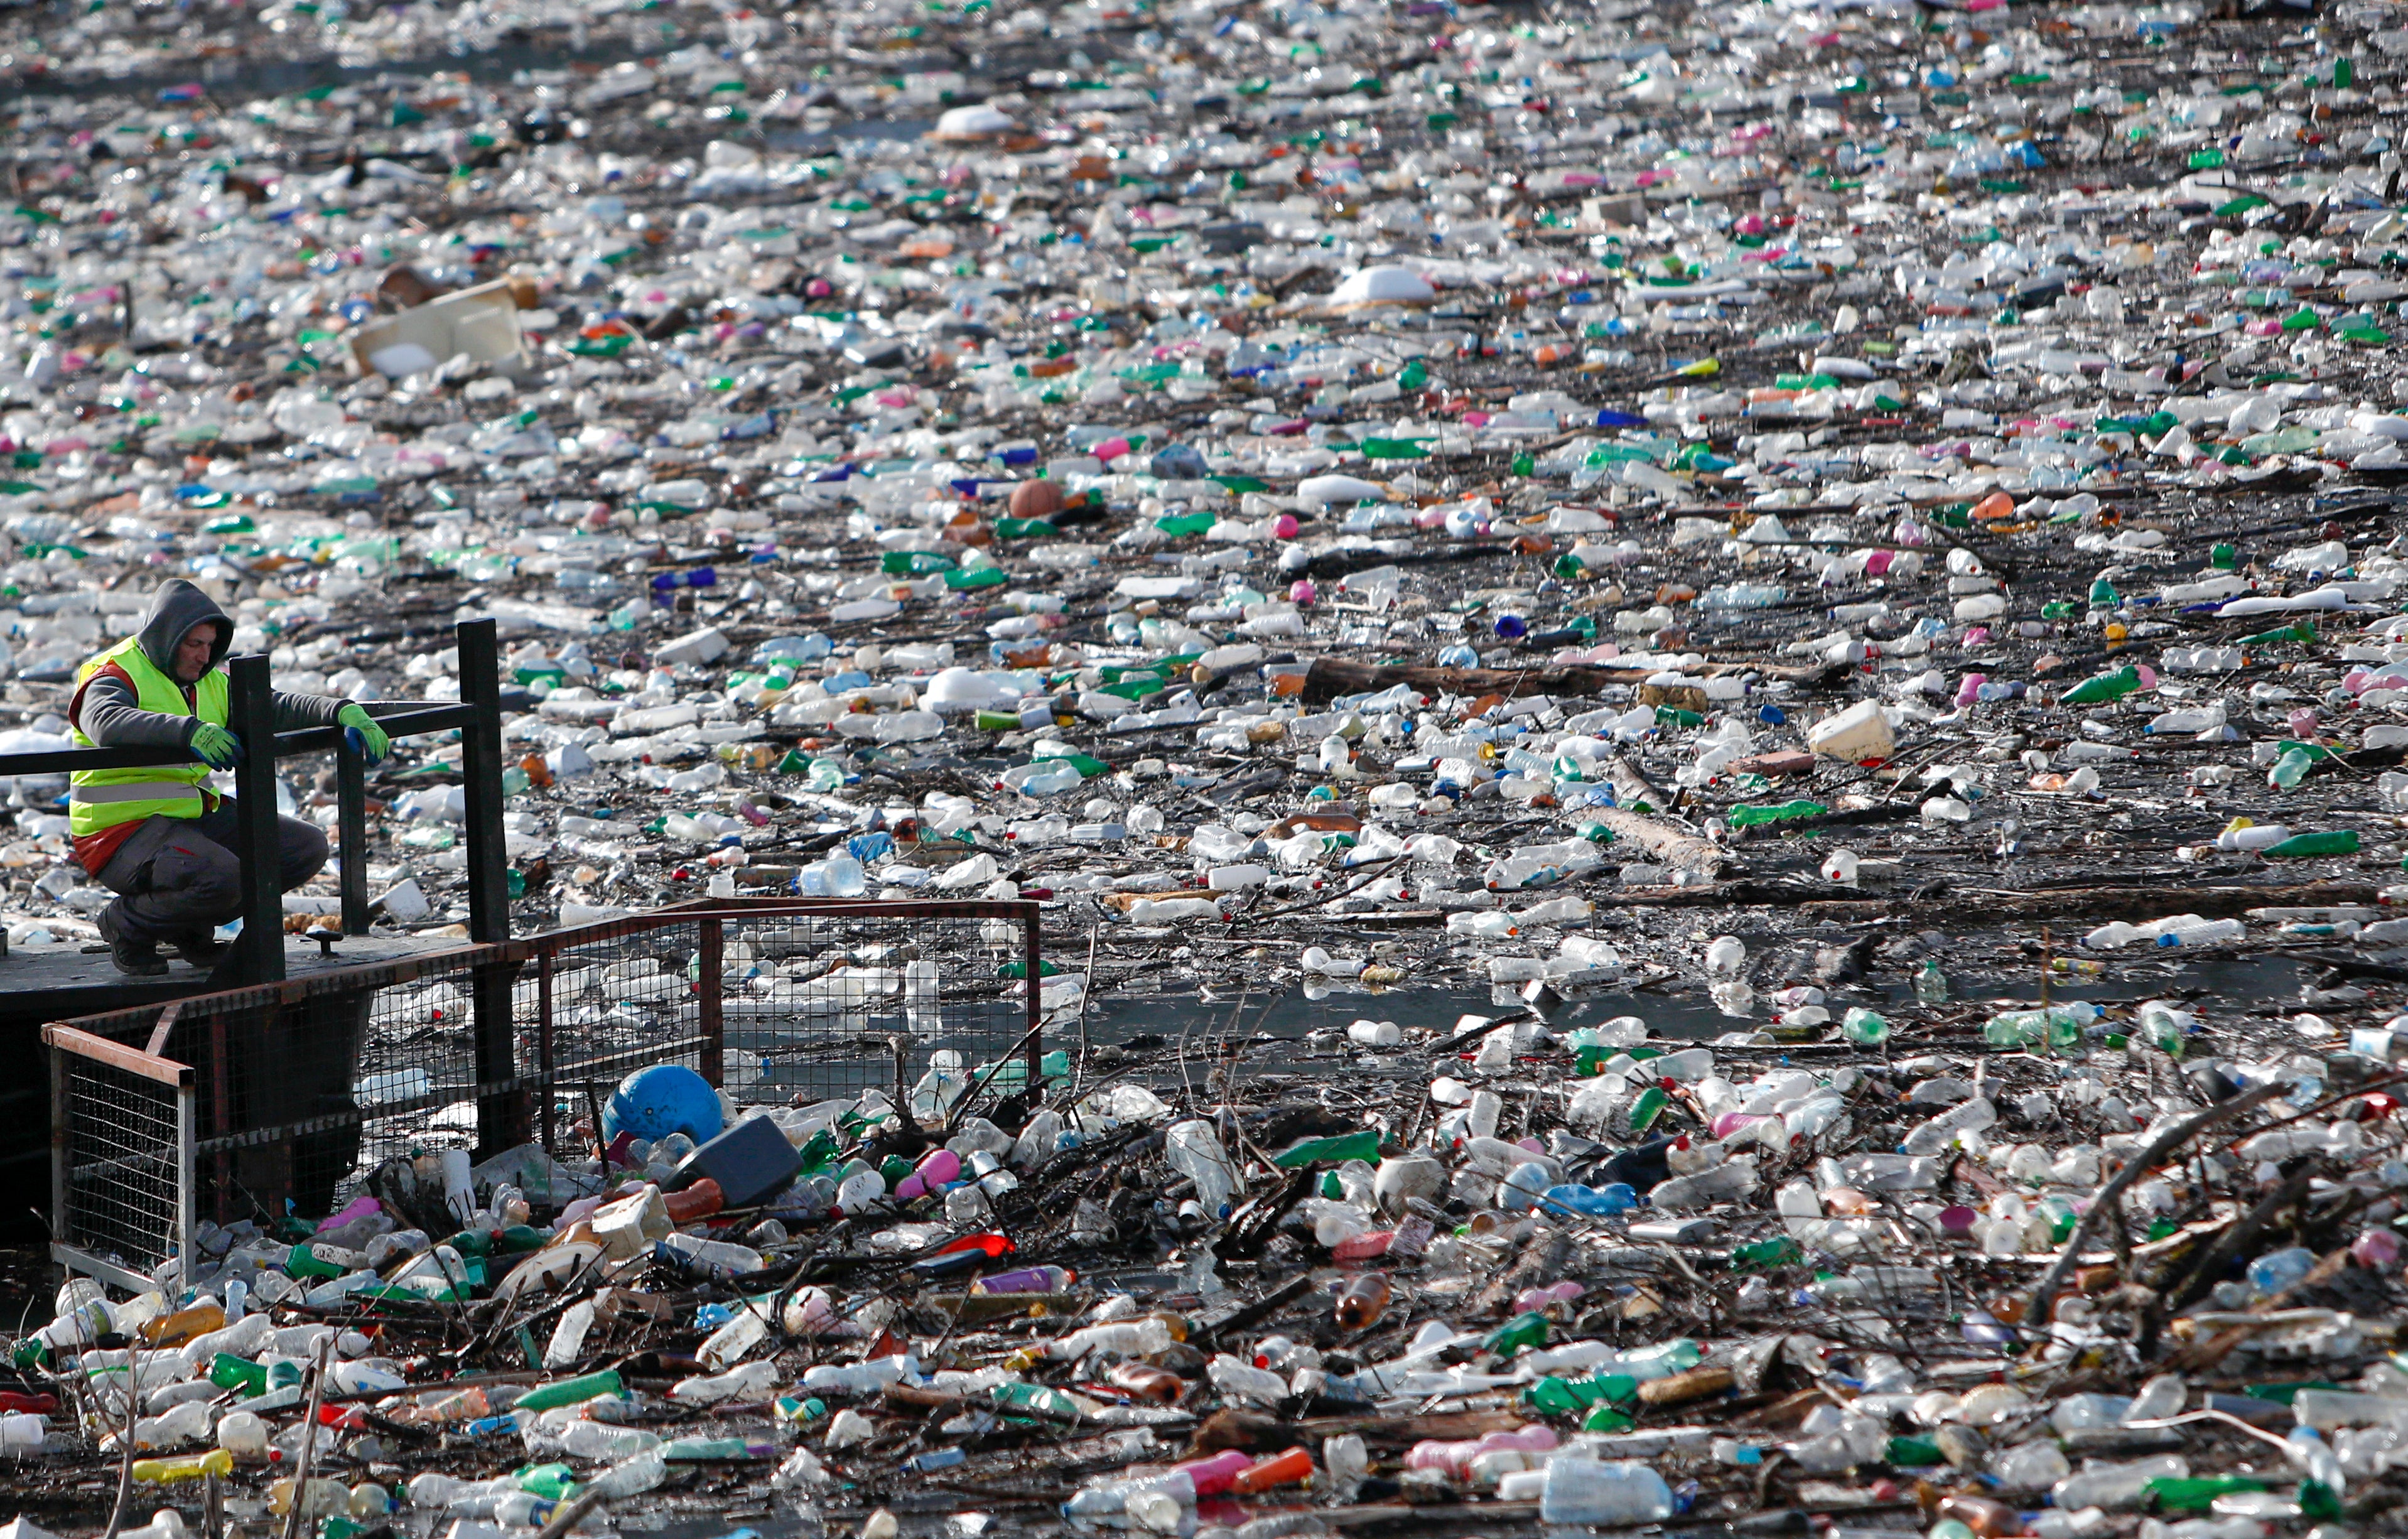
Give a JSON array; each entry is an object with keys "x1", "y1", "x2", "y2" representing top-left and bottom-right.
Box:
[
  {"x1": 1079, "y1": 980, "x2": 1742, "y2": 1050},
  {"x1": 764, "y1": 117, "x2": 937, "y2": 150},
  {"x1": 12, "y1": 37, "x2": 654, "y2": 101},
  {"x1": 1069, "y1": 950, "x2": 2316, "y2": 1067}
]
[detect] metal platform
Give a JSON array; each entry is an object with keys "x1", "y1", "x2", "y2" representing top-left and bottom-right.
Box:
[
  {"x1": 0, "y1": 932, "x2": 464, "y2": 1013},
  {"x1": 0, "y1": 935, "x2": 484, "y2": 1214}
]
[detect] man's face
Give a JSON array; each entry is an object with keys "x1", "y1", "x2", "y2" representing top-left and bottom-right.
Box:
[{"x1": 172, "y1": 622, "x2": 217, "y2": 684}]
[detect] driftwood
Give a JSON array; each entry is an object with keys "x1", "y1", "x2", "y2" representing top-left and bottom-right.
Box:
[{"x1": 1586, "y1": 807, "x2": 1724, "y2": 874}]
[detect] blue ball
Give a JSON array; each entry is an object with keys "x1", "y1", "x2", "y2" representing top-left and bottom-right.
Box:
[{"x1": 603, "y1": 1064, "x2": 723, "y2": 1145}]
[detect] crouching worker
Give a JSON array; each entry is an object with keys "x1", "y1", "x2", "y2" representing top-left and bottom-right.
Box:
[{"x1": 67, "y1": 578, "x2": 392, "y2": 975}]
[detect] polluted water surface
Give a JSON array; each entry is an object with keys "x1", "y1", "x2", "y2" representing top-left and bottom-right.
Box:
[{"x1": 15, "y1": 0, "x2": 2408, "y2": 1531}]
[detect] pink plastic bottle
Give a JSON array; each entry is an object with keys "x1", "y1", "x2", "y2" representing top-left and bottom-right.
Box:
[
  {"x1": 1176, "y1": 1450, "x2": 1253, "y2": 1496},
  {"x1": 895, "y1": 1148, "x2": 963, "y2": 1201}
]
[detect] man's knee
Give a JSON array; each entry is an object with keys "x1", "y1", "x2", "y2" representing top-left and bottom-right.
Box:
[
  {"x1": 280, "y1": 817, "x2": 330, "y2": 890},
  {"x1": 170, "y1": 846, "x2": 242, "y2": 914}
]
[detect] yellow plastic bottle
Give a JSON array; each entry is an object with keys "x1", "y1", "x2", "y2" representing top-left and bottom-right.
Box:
[{"x1": 132, "y1": 1449, "x2": 232, "y2": 1483}]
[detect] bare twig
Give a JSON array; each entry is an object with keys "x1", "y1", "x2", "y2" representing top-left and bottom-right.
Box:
[{"x1": 2026, "y1": 1079, "x2": 2287, "y2": 1327}]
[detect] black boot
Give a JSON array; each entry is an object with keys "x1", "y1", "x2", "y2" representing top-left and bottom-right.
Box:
[
  {"x1": 170, "y1": 930, "x2": 229, "y2": 969},
  {"x1": 98, "y1": 907, "x2": 167, "y2": 978}
]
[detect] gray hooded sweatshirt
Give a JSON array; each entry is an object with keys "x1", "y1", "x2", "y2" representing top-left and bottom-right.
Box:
[{"x1": 70, "y1": 578, "x2": 349, "y2": 751}]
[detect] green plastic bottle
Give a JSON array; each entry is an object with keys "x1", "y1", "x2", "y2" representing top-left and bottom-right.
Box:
[
  {"x1": 516, "y1": 1464, "x2": 576, "y2": 1501},
  {"x1": 284, "y1": 1242, "x2": 359, "y2": 1280},
  {"x1": 514, "y1": 1369, "x2": 624, "y2": 1413},
  {"x1": 2088, "y1": 576, "x2": 2120, "y2": 607},
  {"x1": 2269, "y1": 747, "x2": 2314, "y2": 791},
  {"x1": 209, "y1": 1354, "x2": 267, "y2": 1396},
  {"x1": 1840, "y1": 1007, "x2": 1889, "y2": 1045},
  {"x1": 1730, "y1": 1236, "x2": 1801, "y2": 1268},
  {"x1": 1886, "y1": 1435, "x2": 1945, "y2": 1466},
  {"x1": 2238, "y1": 619, "x2": 2317, "y2": 647},
  {"x1": 2147, "y1": 1476, "x2": 2266, "y2": 1512},
  {"x1": 796, "y1": 1128, "x2": 840, "y2": 1174},
  {"x1": 2265, "y1": 830, "x2": 2360, "y2": 858},
  {"x1": 1271, "y1": 1129, "x2": 1381, "y2": 1168},
  {"x1": 1154, "y1": 512, "x2": 1215, "y2": 537},
  {"x1": 2060, "y1": 664, "x2": 2141, "y2": 705},
  {"x1": 1628, "y1": 1086, "x2": 1668, "y2": 1131},
  {"x1": 1482, "y1": 1310, "x2": 1550, "y2": 1359},
  {"x1": 1982, "y1": 1005, "x2": 2087, "y2": 1050},
  {"x1": 1729, "y1": 799, "x2": 1827, "y2": 827},
  {"x1": 1524, "y1": 1373, "x2": 1637, "y2": 1413}
]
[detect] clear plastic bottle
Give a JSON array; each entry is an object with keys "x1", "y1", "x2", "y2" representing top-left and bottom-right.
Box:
[
  {"x1": 586, "y1": 1448, "x2": 668, "y2": 1499},
  {"x1": 1649, "y1": 1157, "x2": 1757, "y2": 1211},
  {"x1": 1901, "y1": 1099, "x2": 1999, "y2": 1155},
  {"x1": 2156, "y1": 917, "x2": 2245, "y2": 948},
  {"x1": 1165, "y1": 1121, "x2": 1241, "y2": 1217},
  {"x1": 559, "y1": 1421, "x2": 661, "y2": 1460},
  {"x1": 1538, "y1": 1459, "x2": 1675, "y2": 1525},
  {"x1": 2050, "y1": 1454, "x2": 2187, "y2": 1509},
  {"x1": 654, "y1": 1234, "x2": 764, "y2": 1275}
]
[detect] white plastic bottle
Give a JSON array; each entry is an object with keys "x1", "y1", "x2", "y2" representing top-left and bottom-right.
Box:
[
  {"x1": 2156, "y1": 917, "x2": 2245, "y2": 948},
  {"x1": 670, "y1": 1359, "x2": 780, "y2": 1405},
  {"x1": 543, "y1": 1300, "x2": 594, "y2": 1369},
  {"x1": 217, "y1": 1411, "x2": 267, "y2": 1457},
  {"x1": 1901, "y1": 1098, "x2": 1999, "y2": 1155}
]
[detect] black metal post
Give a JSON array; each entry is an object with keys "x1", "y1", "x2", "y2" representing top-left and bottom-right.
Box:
[
  {"x1": 1023, "y1": 905, "x2": 1043, "y2": 1090},
  {"x1": 455, "y1": 619, "x2": 525, "y2": 1155},
  {"x1": 226, "y1": 654, "x2": 283, "y2": 986},
  {"x1": 336, "y1": 743, "x2": 369, "y2": 937},
  {"x1": 698, "y1": 917, "x2": 724, "y2": 1087},
  {"x1": 456, "y1": 620, "x2": 510, "y2": 948}
]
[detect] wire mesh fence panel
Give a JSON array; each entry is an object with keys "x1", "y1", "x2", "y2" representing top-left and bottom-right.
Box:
[
  {"x1": 518, "y1": 917, "x2": 708, "y2": 1153},
  {"x1": 713, "y1": 902, "x2": 1040, "y2": 1113},
  {"x1": 47, "y1": 1030, "x2": 192, "y2": 1290},
  {"x1": 343, "y1": 950, "x2": 510, "y2": 1189}
]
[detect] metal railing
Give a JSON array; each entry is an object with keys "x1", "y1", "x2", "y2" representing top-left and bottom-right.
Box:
[{"x1": 45, "y1": 897, "x2": 1045, "y2": 1290}]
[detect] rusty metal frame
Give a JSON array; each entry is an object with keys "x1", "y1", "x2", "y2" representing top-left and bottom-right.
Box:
[{"x1": 46, "y1": 1025, "x2": 196, "y2": 1293}]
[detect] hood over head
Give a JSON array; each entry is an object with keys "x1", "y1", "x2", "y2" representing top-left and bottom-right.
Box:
[{"x1": 136, "y1": 578, "x2": 234, "y2": 681}]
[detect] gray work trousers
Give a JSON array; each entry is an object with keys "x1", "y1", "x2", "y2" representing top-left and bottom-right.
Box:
[{"x1": 94, "y1": 803, "x2": 330, "y2": 944}]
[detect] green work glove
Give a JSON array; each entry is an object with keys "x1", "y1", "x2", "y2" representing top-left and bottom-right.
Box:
[
  {"x1": 188, "y1": 722, "x2": 244, "y2": 769},
  {"x1": 337, "y1": 703, "x2": 389, "y2": 765}
]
